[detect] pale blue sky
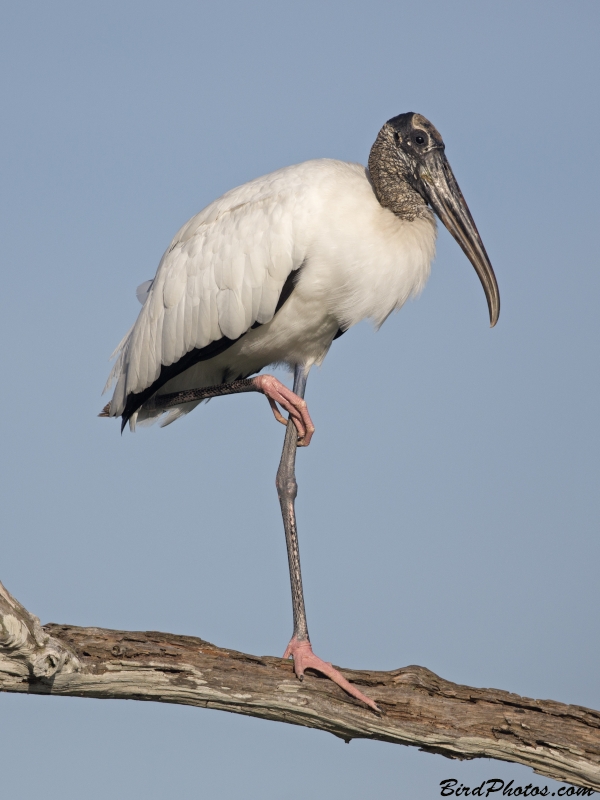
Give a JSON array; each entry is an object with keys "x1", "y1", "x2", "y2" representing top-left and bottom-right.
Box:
[{"x1": 1, "y1": 2, "x2": 599, "y2": 797}]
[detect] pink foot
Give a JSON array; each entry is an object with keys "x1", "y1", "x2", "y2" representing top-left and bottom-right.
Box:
[
  {"x1": 283, "y1": 636, "x2": 380, "y2": 712},
  {"x1": 252, "y1": 375, "x2": 315, "y2": 446}
]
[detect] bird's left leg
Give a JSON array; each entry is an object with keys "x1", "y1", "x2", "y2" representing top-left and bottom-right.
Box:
[
  {"x1": 277, "y1": 365, "x2": 379, "y2": 712},
  {"x1": 104, "y1": 375, "x2": 315, "y2": 445},
  {"x1": 253, "y1": 374, "x2": 315, "y2": 446}
]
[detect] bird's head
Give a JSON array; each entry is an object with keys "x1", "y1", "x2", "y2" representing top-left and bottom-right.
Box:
[{"x1": 368, "y1": 112, "x2": 500, "y2": 327}]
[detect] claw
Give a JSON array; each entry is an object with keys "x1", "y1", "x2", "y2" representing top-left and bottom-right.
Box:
[
  {"x1": 283, "y1": 636, "x2": 380, "y2": 712},
  {"x1": 253, "y1": 375, "x2": 316, "y2": 446}
]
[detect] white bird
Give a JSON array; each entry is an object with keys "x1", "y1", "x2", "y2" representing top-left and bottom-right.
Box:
[{"x1": 102, "y1": 112, "x2": 499, "y2": 710}]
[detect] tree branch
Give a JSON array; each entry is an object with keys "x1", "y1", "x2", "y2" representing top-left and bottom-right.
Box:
[{"x1": 1, "y1": 580, "x2": 599, "y2": 791}]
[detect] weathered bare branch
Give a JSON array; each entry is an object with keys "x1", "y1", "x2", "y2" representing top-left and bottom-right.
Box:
[{"x1": 1, "y1": 579, "x2": 599, "y2": 791}]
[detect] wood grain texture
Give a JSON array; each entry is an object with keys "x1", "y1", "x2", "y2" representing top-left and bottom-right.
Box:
[{"x1": 1, "y1": 580, "x2": 598, "y2": 790}]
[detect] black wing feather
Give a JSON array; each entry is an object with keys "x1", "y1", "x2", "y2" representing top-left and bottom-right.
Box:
[{"x1": 121, "y1": 266, "x2": 305, "y2": 429}]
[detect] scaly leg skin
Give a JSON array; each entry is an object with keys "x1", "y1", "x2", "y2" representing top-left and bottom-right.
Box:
[
  {"x1": 253, "y1": 374, "x2": 315, "y2": 446},
  {"x1": 283, "y1": 636, "x2": 380, "y2": 712},
  {"x1": 100, "y1": 374, "x2": 315, "y2": 445},
  {"x1": 101, "y1": 369, "x2": 377, "y2": 709},
  {"x1": 276, "y1": 365, "x2": 379, "y2": 713}
]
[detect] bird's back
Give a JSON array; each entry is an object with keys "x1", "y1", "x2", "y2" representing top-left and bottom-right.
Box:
[{"x1": 104, "y1": 159, "x2": 436, "y2": 424}]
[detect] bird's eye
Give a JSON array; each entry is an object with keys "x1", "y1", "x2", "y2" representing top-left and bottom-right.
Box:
[
  {"x1": 394, "y1": 131, "x2": 400, "y2": 143},
  {"x1": 413, "y1": 131, "x2": 427, "y2": 146}
]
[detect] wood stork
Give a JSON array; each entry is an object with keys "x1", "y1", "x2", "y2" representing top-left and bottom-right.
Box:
[{"x1": 102, "y1": 112, "x2": 500, "y2": 710}]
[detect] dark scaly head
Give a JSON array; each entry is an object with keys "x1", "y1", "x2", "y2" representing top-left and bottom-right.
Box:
[{"x1": 368, "y1": 112, "x2": 500, "y2": 327}]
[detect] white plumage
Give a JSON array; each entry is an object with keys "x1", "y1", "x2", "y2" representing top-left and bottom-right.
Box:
[
  {"x1": 102, "y1": 112, "x2": 499, "y2": 710},
  {"x1": 106, "y1": 158, "x2": 436, "y2": 427}
]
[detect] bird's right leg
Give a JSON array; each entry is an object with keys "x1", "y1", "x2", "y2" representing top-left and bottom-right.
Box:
[{"x1": 277, "y1": 365, "x2": 379, "y2": 712}]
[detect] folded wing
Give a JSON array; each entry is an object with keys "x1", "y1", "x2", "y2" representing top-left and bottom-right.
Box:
[{"x1": 106, "y1": 167, "x2": 309, "y2": 418}]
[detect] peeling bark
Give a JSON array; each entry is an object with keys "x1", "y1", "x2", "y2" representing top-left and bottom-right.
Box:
[{"x1": 1, "y1": 580, "x2": 599, "y2": 791}]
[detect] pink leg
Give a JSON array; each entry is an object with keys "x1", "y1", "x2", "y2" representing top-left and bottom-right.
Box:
[
  {"x1": 252, "y1": 374, "x2": 315, "y2": 446},
  {"x1": 283, "y1": 636, "x2": 380, "y2": 712}
]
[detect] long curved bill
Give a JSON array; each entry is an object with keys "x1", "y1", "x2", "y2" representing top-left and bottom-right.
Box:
[{"x1": 418, "y1": 150, "x2": 500, "y2": 327}]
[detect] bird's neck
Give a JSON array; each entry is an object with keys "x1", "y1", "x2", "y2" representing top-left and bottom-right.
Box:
[{"x1": 368, "y1": 125, "x2": 429, "y2": 222}]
